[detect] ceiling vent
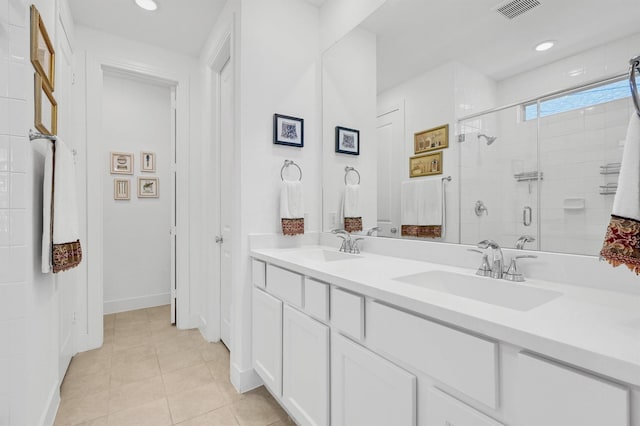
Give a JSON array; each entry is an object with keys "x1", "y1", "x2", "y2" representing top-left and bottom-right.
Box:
[{"x1": 494, "y1": 0, "x2": 541, "y2": 19}]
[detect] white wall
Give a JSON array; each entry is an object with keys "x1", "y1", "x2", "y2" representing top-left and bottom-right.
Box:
[
  {"x1": 320, "y1": 0, "x2": 386, "y2": 51},
  {"x1": 322, "y1": 27, "x2": 377, "y2": 231},
  {"x1": 101, "y1": 73, "x2": 172, "y2": 314}
]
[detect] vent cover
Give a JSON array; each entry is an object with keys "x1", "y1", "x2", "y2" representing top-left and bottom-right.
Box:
[{"x1": 495, "y1": 0, "x2": 541, "y2": 19}]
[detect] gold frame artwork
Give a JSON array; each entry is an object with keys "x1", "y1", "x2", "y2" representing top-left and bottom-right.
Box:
[
  {"x1": 110, "y1": 152, "x2": 134, "y2": 175},
  {"x1": 34, "y1": 74, "x2": 57, "y2": 136},
  {"x1": 414, "y1": 124, "x2": 449, "y2": 154},
  {"x1": 30, "y1": 5, "x2": 55, "y2": 92},
  {"x1": 409, "y1": 152, "x2": 443, "y2": 178},
  {"x1": 138, "y1": 177, "x2": 159, "y2": 198},
  {"x1": 114, "y1": 179, "x2": 131, "y2": 200},
  {"x1": 140, "y1": 151, "x2": 156, "y2": 172}
]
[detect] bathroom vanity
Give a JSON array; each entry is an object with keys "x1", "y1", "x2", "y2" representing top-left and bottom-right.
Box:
[{"x1": 250, "y1": 239, "x2": 640, "y2": 426}]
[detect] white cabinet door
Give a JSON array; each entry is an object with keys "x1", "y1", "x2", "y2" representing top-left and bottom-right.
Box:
[
  {"x1": 282, "y1": 306, "x2": 330, "y2": 426},
  {"x1": 252, "y1": 288, "x2": 283, "y2": 396},
  {"x1": 332, "y1": 332, "x2": 416, "y2": 426},
  {"x1": 426, "y1": 388, "x2": 505, "y2": 426},
  {"x1": 517, "y1": 353, "x2": 629, "y2": 426}
]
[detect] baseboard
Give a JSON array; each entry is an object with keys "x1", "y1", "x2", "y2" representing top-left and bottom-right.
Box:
[
  {"x1": 103, "y1": 292, "x2": 171, "y2": 314},
  {"x1": 230, "y1": 362, "x2": 263, "y2": 393},
  {"x1": 40, "y1": 382, "x2": 60, "y2": 426}
]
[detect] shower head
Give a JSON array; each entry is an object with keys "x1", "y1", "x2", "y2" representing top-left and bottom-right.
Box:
[{"x1": 478, "y1": 133, "x2": 498, "y2": 145}]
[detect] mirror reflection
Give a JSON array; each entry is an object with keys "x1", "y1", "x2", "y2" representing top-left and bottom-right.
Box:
[{"x1": 322, "y1": 0, "x2": 640, "y2": 256}]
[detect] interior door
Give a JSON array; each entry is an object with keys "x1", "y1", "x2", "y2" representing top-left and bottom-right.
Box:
[
  {"x1": 170, "y1": 88, "x2": 177, "y2": 324},
  {"x1": 220, "y1": 58, "x2": 234, "y2": 347},
  {"x1": 376, "y1": 103, "x2": 404, "y2": 238}
]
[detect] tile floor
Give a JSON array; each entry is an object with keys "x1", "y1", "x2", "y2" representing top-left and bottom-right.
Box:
[{"x1": 54, "y1": 305, "x2": 293, "y2": 426}]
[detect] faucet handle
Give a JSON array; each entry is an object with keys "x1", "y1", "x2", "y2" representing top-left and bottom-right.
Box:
[
  {"x1": 351, "y1": 238, "x2": 364, "y2": 254},
  {"x1": 468, "y1": 249, "x2": 491, "y2": 276},
  {"x1": 504, "y1": 255, "x2": 537, "y2": 282}
]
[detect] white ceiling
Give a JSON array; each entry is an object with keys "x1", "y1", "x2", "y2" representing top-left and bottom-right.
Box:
[
  {"x1": 361, "y1": 0, "x2": 640, "y2": 92},
  {"x1": 68, "y1": 0, "x2": 228, "y2": 57}
]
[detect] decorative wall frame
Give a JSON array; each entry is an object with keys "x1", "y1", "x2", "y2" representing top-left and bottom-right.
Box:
[
  {"x1": 414, "y1": 124, "x2": 449, "y2": 154},
  {"x1": 110, "y1": 152, "x2": 134, "y2": 175},
  {"x1": 138, "y1": 177, "x2": 159, "y2": 198},
  {"x1": 34, "y1": 74, "x2": 57, "y2": 135},
  {"x1": 30, "y1": 5, "x2": 55, "y2": 92},
  {"x1": 409, "y1": 151, "x2": 443, "y2": 178},
  {"x1": 335, "y1": 126, "x2": 360, "y2": 155},
  {"x1": 141, "y1": 151, "x2": 156, "y2": 172},
  {"x1": 273, "y1": 114, "x2": 304, "y2": 147},
  {"x1": 114, "y1": 179, "x2": 130, "y2": 200}
]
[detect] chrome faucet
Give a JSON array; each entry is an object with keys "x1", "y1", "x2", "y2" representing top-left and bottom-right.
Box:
[
  {"x1": 366, "y1": 226, "x2": 381, "y2": 236},
  {"x1": 515, "y1": 235, "x2": 536, "y2": 250},
  {"x1": 332, "y1": 229, "x2": 352, "y2": 253},
  {"x1": 477, "y1": 240, "x2": 504, "y2": 279}
]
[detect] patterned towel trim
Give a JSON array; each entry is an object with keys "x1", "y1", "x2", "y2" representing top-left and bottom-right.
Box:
[
  {"x1": 600, "y1": 215, "x2": 640, "y2": 275},
  {"x1": 344, "y1": 217, "x2": 362, "y2": 233},
  {"x1": 52, "y1": 239, "x2": 83, "y2": 273},
  {"x1": 401, "y1": 225, "x2": 442, "y2": 239},
  {"x1": 282, "y1": 218, "x2": 304, "y2": 236}
]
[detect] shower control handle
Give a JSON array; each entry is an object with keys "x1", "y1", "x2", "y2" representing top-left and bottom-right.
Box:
[
  {"x1": 523, "y1": 206, "x2": 532, "y2": 227},
  {"x1": 215, "y1": 236, "x2": 224, "y2": 244}
]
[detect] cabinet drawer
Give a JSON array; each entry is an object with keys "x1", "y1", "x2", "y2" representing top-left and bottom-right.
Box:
[
  {"x1": 517, "y1": 353, "x2": 629, "y2": 426},
  {"x1": 252, "y1": 259, "x2": 266, "y2": 288},
  {"x1": 367, "y1": 301, "x2": 498, "y2": 408},
  {"x1": 426, "y1": 388, "x2": 504, "y2": 426},
  {"x1": 304, "y1": 278, "x2": 329, "y2": 322},
  {"x1": 266, "y1": 265, "x2": 304, "y2": 307},
  {"x1": 331, "y1": 288, "x2": 364, "y2": 340}
]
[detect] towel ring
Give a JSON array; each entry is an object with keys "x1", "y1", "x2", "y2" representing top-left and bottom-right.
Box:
[
  {"x1": 344, "y1": 166, "x2": 361, "y2": 185},
  {"x1": 630, "y1": 55, "x2": 640, "y2": 118},
  {"x1": 281, "y1": 159, "x2": 302, "y2": 182}
]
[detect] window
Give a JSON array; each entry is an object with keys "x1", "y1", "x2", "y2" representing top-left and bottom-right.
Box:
[{"x1": 523, "y1": 77, "x2": 638, "y2": 120}]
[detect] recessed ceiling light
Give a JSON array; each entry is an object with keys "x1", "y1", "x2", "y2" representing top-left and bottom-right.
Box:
[
  {"x1": 535, "y1": 40, "x2": 555, "y2": 52},
  {"x1": 135, "y1": 0, "x2": 158, "y2": 11}
]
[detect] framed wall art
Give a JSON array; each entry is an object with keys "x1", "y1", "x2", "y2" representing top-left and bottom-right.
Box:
[
  {"x1": 114, "y1": 179, "x2": 130, "y2": 200},
  {"x1": 141, "y1": 151, "x2": 156, "y2": 172},
  {"x1": 409, "y1": 151, "x2": 443, "y2": 178},
  {"x1": 110, "y1": 152, "x2": 134, "y2": 175},
  {"x1": 138, "y1": 177, "x2": 159, "y2": 198},
  {"x1": 273, "y1": 114, "x2": 304, "y2": 147},
  {"x1": 30, "y1": 5, "x2": 55, "y2": 92},
  {"x1": 335, "y1": 126, "x2": 360, "y2": 155},
  {"x1": 34, "y1": 74, "x2": 57, "y2": 136},
  {"x1": 414, "y1": 124, "x2": 448, "y2": 154}
]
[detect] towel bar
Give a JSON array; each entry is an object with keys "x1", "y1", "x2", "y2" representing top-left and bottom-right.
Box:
[
  {"x1": 281, "y1": 159, "x2": 302, "y2": 181},
  {"x1": 344, "y1": 166, "x2": 361, "y2": 185}
]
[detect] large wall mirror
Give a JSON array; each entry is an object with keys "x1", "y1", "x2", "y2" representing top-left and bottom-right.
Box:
[{"x1": 322, "y1": 0, "x2": 640, "y2": 256}]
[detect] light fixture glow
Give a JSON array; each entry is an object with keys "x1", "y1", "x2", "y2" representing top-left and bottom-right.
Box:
[
  {"x1": 135, "y1": 0, "x2": 157, "y2": 11},
  {"x1": 535, "y1": 41, "x2": 555, "y2": 52}
]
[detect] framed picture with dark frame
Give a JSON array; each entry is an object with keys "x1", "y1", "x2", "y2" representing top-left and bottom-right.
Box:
[
  {"x1": 335, "y1": 126, "x2": 360, "y2": 155},
  {"x1": 273, "y1": 114, "x2": 304, "y2": 147}
]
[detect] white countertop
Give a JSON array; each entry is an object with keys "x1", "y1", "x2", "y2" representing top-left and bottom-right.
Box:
[{"x1": 251, "y1": 245, "x2": 640, "y2": 387}]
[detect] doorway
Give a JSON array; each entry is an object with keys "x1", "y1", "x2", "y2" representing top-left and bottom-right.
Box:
[{"x1": 101, "y1": 71, "x2": 177, "y2": 322}]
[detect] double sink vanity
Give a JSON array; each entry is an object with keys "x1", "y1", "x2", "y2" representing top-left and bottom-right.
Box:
[{"x1": 250, "y1": 235, "x2": 640, "y2": 426}]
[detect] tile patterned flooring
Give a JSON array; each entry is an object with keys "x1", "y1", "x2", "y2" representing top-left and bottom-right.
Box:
[{"x1": 54, "y1": 305, "x2": 293, "y2": 426}]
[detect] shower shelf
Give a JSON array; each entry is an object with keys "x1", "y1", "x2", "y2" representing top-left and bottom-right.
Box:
[
  {"x1": 514, "y1": 171, "x2": 543, "y2": 182},
  {"x1": 599, "y1": 163, "x2": 621, "y2": 175},
  {"x1": 599, "y1": 183, "x2": 618, "y2": 195}
]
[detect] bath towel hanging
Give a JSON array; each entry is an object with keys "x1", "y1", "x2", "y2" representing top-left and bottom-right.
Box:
[
  {"x1": 343, "y1": 184, "x2": 362, "y2": 233},
  {"x1": 600, "y1": 114, "x2": 640, "y2": 274},
  {"x1": 401, "y1": 178, "x2": 442, "y2": 238},
  {"x1": 42, "y1": 138, "x2": 83, "y2": 273}
]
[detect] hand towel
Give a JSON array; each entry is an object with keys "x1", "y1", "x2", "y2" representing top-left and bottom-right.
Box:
[
  {"x1": 401, "y1": 179, "x2": 442, "y2": 239},
  {"x1": 42, "y1": 139, "x2": 83, "y2": 273},
  {"x1": 281, "y1": 180, "x2": 304, "y2": 236},
  {"x1": 601, "y1": 114, "x2": 640, "y2": 274},
  {"x1": 343, "y1": 184, "x2": 362, "y2": 233},
  {"x1": 416, "y1": 179, "x2": 442, "y2": 226}
]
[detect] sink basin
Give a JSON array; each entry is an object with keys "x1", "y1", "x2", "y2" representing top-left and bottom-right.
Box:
[
  {"x1": 292, "y1": 249, "x2": 363, "y2": 262},
  {"x1": 393, "y1": 270, "x2": 562, "y2": 311}
]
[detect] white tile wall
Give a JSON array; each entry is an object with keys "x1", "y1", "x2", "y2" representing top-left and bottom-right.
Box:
[{"x1": 1, "y1": 0, "x2": 29, "y2": 423}]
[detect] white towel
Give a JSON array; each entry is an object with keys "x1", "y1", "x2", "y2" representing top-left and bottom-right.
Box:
[
  {"x1": 601, "y1": 114, "x2": 640, "y2": 274},
  {"x1": 42, "y1": 139, "x2": 82, "y2": 273},
  {"x1": 343, "y1": 184, "x2": 360, "y2": 218},
  {"x1": 416, "y1": 179, "x2": 442, "y2": 226},
  {"x1": 280, "y1": 180, "x2": 304, "y2": 219}
]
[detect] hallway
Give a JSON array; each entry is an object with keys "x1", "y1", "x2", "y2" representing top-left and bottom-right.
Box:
[{"x1": 54, "y1": 306, "x2": 292, "y2": 425}]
